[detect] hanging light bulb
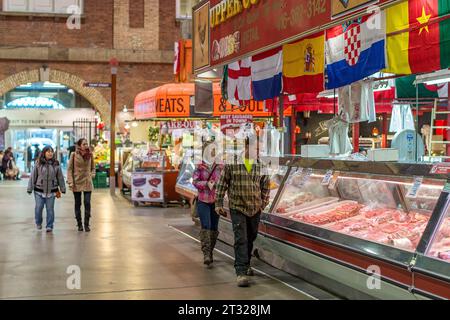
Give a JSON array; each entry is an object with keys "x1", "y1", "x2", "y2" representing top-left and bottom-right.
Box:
[
  {"x1": 132, "y1": 120, "x2": 138, "y2": 127},
  {"x1": 123, "y1": 105, "x2": 128, "y2": 113}
]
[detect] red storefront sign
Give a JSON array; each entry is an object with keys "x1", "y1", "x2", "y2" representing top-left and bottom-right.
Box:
[{"x1": 206, "y1": 0, "x2": 331, "y2": 70}]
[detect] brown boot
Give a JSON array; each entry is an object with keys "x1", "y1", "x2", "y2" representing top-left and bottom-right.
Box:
[
  {"x1": 209, "y1": 230, "x2": 219, "y2": 263},
  {"x1": 199, "y1": 229, "x2": 212, "y2": 266}
]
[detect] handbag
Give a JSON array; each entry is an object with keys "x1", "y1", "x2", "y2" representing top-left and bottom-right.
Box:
[{"x1": 191, "y1": 164, "x2": 218, "y2": 219}]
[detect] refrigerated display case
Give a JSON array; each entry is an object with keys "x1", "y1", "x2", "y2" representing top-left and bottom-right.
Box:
[
  {"x1": 175, "y1": 152, "x2": 198, "y2": 201},
  {"x1": 218, "y1": 158, "x2": 450, "y2": 299}
]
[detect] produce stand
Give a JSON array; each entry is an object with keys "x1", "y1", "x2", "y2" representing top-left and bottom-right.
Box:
[{"x1": 219, "y1": 158, "x2": 450, "y2": 299}]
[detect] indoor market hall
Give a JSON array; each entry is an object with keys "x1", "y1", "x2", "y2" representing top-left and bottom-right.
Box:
[{"x1": 0, "y1": 179, "x2": 332, "y2": 300}]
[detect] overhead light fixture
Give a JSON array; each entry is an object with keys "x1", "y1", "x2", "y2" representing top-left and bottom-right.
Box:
[
  {"x1": 122, "y1": 105, "x2": 128, "y2": 113},
  {"x1": 197, "y1": 69, "x2": 220, "y2": 79},
  {"x1": 317, "y1": 90, "x2": 337, "y2": 99},
  {"x1": 132, "y1": 120, "x2": 138, "y2": 127},
  {"x1": 415, "y1": 68, "x2": 450, "y2": 85}
]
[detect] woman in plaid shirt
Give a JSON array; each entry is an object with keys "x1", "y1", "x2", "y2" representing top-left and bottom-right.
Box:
[{"x1": 193, "y1": 141, "x2": 224, "y2": 267}]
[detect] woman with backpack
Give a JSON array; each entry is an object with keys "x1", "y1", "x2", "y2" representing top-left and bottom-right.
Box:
[
  {"x1": 27, "y1": 146, "x2": 66, "y2": 232},
  {"x1": 68, "y1": 138, "x2": 96, "y2": 232}
]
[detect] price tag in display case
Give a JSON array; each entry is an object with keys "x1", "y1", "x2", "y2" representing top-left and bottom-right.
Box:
[
  {"x1": 328, "y1": 171, "x2": 340, "y2": 191},
  {"x1": 287, "y1": 167, "x2": 303, "y2": 184},
  {"x1": 298, "y1": 168, "x2": 313, "y2": 188},
  {"x1": 321, "y1": 170, "x2": 334, "y2": 186},
  {"x1": 407, "y1": 176, "x2": 423, "y2": 199},
  {"x1": 443, "y1": 182, "x2": 450, "y2": 194}
]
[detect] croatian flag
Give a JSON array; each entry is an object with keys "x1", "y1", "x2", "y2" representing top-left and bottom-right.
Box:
[
  {"x1": 325, "y1": 12, "x2": 386, "y2": 89},
  {"x1": 227, "y1": 57, "x2": 252, "y2": 106},
  {"x1": 251, "y1": 47, "x2": 283, "y2": 101}
]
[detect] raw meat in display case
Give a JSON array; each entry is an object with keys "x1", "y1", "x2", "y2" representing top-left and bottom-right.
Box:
[
  {"x1": 256, "y1": 159, "x2": 450, "y2": 299},
  {"x1": 270, "y1": 167, "x2": 446, "y2": 252},
  {"x1": 427, "y1": 205, "x2": 450, "y2": 262}
]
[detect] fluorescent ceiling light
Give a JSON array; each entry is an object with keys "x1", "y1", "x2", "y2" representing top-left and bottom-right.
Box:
[
  {"x1": 197, "y1": 70, "x2": 220, "y2": 79},
  {"x1": 415, "y1": 69, "x2": 450, "y2": 85}
]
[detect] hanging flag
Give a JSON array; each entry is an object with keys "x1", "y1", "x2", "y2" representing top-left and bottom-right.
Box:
[
  {"x1": 325, "y1": 12, "x2": 387, "y2": 89},
  {"x1": 396, "y1": 74, "x2": 449, "y2": 98},
  {"x1": 174, "y1": 41, "x2": 180, "y2": 76},
  {"x1": 283, "y1": 32, "x2": 325, "y2": 94},
  {"x1": 251, "y1": 47, "x2": 283, "y2": 101},
  {"x1": 221, "y1": 65, "x2": 228, "y2": 100},
  {"x1": 385, "y1": 0, "x2": 450, "y2": 75},
  {"x1": 227, "y1": 57, "x2": 252, "y2": 105}
]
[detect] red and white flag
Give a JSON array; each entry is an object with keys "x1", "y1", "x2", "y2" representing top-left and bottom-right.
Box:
[
  {"x1": 174, "y1": 41, "x2": 180, "y2": 76},
  {"x1": 227, "y1": 57, "x2": 252, "y2": 106}
]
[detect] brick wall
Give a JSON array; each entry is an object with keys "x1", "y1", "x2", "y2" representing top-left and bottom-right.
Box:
[
  {"x1": 0, "y1": 0, "x2": 181, "y2": 122},
  {"x1": 159, "y1": 0, "x2": 180, "y2": 50},
  {"x1": 0, "y1": 0, "x2": 180, "y2": 51},
  {"x1": 0, "y1": 0, "x2": 114, "y2": 48},
  {"x1": 0, "y1": 61, "x2": 174, "y2": 113}
]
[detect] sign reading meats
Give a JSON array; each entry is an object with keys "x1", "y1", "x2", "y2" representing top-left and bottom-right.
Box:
[{"x1": 204, "y1": 0, "x2": 331, "y2": 71}]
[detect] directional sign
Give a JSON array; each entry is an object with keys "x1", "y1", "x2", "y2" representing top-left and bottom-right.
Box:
[{"x1": 84, "y1": 82, "x2": 112, "y2": 88}]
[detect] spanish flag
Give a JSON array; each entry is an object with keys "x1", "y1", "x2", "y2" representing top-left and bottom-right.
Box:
[
  {"x1": 385, "y1": 0, "x2": 450, "y2": 74},
  {"x1": 282, "y1": 32, "x2": 325, "y2": 94}
]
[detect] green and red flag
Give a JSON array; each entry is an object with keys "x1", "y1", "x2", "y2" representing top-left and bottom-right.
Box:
[
  {"x1": 385, "y1": 0, "x2": 450, "y2": 74},
  {"x1": 396, "y1": 74, "x2": 449, "y2": 98}
]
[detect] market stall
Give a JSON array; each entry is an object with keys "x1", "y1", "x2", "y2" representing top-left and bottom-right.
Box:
[
  {"x1": 134, "y1": 82, "x2": 276, "y2": 201},
  {"x1": 218, "y1": 158, "x2": 450, "y2": 299},
  {"x1": 191, "y1": 0, "x2": 450, "y2": 299},
  {"x1": 122, "y1": 147, "x2": 181, "y2": 207}
]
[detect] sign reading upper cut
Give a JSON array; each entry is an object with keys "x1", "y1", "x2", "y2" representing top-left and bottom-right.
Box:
[{"x1": 193, "y1": 0, "x2": 331, "y2": 73}]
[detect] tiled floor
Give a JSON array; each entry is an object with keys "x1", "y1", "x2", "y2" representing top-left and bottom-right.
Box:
[{"x1": 0, "y1": 180, "x2": 318, "y2": 300}]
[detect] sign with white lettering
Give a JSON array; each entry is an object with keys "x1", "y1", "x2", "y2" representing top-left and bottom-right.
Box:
[
  {"x1": 83, "y1": 82, "x2": 112, "y2": 88},
  {"x1": 0, "y1": 109, "x2": 96, "y2": 128}
]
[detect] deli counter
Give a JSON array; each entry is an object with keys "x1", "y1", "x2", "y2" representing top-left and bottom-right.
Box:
[{"x1": 219, "y1": 158, "x2": 450, "y2": 299}]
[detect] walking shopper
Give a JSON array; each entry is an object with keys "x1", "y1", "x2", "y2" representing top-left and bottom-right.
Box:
[
  {"x1": 68, "y1": 138, "x2": 95, "y2": 232},
  {"x1": 27, "y1": 146, "x2": 66, "y2": 232},
  {"x1": 2, "y1": 149, "x2": 20, "y2": 180},
  {"x1": 215, "y1": 138, "x2": 270, "y2": 287},
  {"x1": 193, "y1": 140, "x2": 223, "y2": 267}
]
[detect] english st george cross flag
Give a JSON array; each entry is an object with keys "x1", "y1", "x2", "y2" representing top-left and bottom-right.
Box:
[
  {"x1": 227, "y1": 57, "x2": 252, "y2": 106},
  {"x1": 251, "y1": 47, "x2": 283, "y2": 101},
  {"x1": 325, "y1": 12, "x2": 387, "y2": 89}
]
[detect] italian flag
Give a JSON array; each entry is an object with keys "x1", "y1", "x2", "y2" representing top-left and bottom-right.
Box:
[{"x1": 385, "y1": 0, "x2": 450, "y2": 74}]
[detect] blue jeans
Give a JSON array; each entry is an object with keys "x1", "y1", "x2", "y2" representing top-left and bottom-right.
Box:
[
  {"x1": 230, "y1": 209, "x2": 261, "y2": 276},
  {"x1": 197, "y1": 201, "x2": 220, "y2": 231},
  {"x1": 34, "y1": 193, "x2": 56, "y2": 230}
]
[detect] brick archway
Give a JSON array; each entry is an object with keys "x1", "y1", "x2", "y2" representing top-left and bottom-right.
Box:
[{"x1": 0, "y1": 69, "x2": 110, "y2": 125}]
